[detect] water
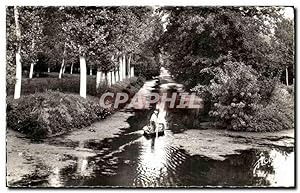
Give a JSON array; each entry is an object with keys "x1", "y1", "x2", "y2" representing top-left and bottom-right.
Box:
[
  {"x1": 43, "y1": 112, "x2": 294, "y2": 187},
  {"x1": 29, "y1": 68, "x2": 295, "y2": 187}
]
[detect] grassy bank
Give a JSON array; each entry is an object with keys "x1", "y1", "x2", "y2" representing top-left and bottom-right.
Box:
[
  {"x1": 7, "y1": 73, "x2": 98, "y2": 96},
  {"x1": 7, "y1": 77, "x2": 145, "y2": 139},
  {"x1": 6, "y1": 73, "x2": 145, "y2": 97}
]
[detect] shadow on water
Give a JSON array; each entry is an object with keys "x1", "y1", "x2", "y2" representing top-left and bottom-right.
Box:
[
  {"x1": 44, "y1": 134, "x2": 294, "y2": 187},
  {"x1": 31, "y1": 67, "x2": 294, "y2": 187},
  {"x1": 175, "y1": 147, "x2": 294, "y2": 187}
]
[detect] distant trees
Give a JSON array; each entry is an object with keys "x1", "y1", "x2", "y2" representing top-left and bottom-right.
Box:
[{"x1": 271, "y1": 18, "x2": 294, "y2": 85}]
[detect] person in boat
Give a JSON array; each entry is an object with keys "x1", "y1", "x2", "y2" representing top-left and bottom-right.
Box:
[{"x1": 149, "y1": 109, "x2": 159, "y2": 133}]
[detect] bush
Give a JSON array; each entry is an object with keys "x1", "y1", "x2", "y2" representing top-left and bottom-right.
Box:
[
  {"x1": 194, "y1": 61, "x2": 261, "y2": 130},
  {"x1": 7, "y1": 91, "x2": 110, "y2": 139},
  {"x1": 248, "y1": 84, "x2": 294, "y2": 131},
  {"x1": 193, "y1": 60, "x2": 294, "y2": 132}
]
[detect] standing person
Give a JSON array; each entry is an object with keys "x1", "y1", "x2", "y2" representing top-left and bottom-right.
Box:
[{"x1": 149, "y1": 109, "x2": 159, "y2": 133}]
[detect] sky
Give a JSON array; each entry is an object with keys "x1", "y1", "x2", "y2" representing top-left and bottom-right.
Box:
[{"x1": 282, "y1": 7, "x2": 294, "y2": 19}]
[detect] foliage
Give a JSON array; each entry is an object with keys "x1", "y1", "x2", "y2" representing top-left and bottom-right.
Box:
[
  {"x1": 6, "y1": 7, "x2": 17, "y2": 85},
  {"x1": 161, "y1": 6, "x2": 293, "y2": 88},
  {"x1": 193, "y1": 59, "x2": 261, "y2": 130},
  {"x1": 193, "y1": 59, "x2": 294, "y2": 131},
  {"x1": 6, "y1": 6, "x2": 162, "y2": 82},
  {"x1": 7, "y1": 91, "x2": 110, "y2": 139},
  {"x1": 247, "y1": 84, "x2": 294, "y2": 131},
  {"x1": 270, "y1": 17, "x2": 294, "y2": 83}
]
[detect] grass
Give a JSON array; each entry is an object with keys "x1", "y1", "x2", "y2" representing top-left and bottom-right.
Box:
[
  {"x1": 7, "y1": 73, "x2": 97, "y2": 96},
  {"x1": 7, "y1": 72, "x2": 145, "y2": 97}
]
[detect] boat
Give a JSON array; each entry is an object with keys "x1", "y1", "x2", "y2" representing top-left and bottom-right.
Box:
[{"x1": 143, "y1": 123, "x2": 165, "y2": 138}]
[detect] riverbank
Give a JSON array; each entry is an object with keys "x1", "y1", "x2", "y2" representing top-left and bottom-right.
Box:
[
  {"x1": 6, "y1": 112, "x2": 133, "y2": 186},
  {"x1": 168, "y1": 127, "x2": 294, "y2": 161}
]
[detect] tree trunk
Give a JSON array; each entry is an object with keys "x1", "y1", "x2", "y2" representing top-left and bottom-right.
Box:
[
  {"x1": 107, "y1": 71, "x2": 112, "y2": 86},
  {"x1": 14, "y1": 47, "x2": 22, "y2": 99},
  {"x1": 80, "y1": 56, "x2": 87, "y2": 98},
  {"x1": 111, "y1": 69, "x2": 115, "y2": 85},
  {"x1": 119, "y1": 57, "x2": 123, "y2": 81},
  {"x1": 14, "y1": 6, "x2": 22, "y2": 99},
  {"x1": 59, "y1": 43, "x2": 66, "y2": 79},
  {"x1": 130, "y1": 66, "x2": 134, "y2": 77},
  {"x1": 58, "y1": 59, "x2": 65, "y2": 79},
  {"x1": 104, "y1": 72, "x2": 107, "y2": 85},
  {"x1": 122, "y1": 54, "x2": 126, "y2": 80},
  {"x1": 70, "y1": 63, "x2": 73, "y2": 74},
  {"x1": 29, "y1": 40, "x2": 35, "y2": 79},
  {"x1": 127, "y1": 54, "x2": 131, "y2": 78},
  {"x1": 96, "y1": 70, "x2": 102, "y2": 89},
  {"x1": 130, "y1": 66, "x2": 135, "y2": 77},
  {"x1": 29, "y1": 62, "x2": 34, "y2": 79},
  {"x1": 286, "y1": 67, "x2": 289, "y2": 86},
  {"x1": 62, "y1": 64, "x2": 66, "y2": 74},
  {"x1": 116, "y1": 67, "x2": 120, "y2": 82},
  {"x1": 114, "y1": 70, "x2": 117, "y2": 83}
]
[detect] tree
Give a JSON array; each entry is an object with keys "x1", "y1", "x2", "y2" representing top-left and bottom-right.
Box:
[
  {"x1": 161, "y1": 7, "x2": 294, "y2": 131},
  {"x1": 19, "y1": 7, "x2": 45, "y2": 79},
  {"x1": 6, "y1": 7, "x2": 17, "y2": 88},
  {"x1": 13, "y1": 6, "x2": 22, "y2": 99},
  {"x1": 160, "y1": 6, "x2": 285, "y2": 88},
  {"x1": 89, "y1": 6, "x2": 161, "y2": 87},
  {"x1": 193, "y1": 54, "x2": 293, "y2": 131},
  {"x1": 271, "y1": 18, "x2": 294, "y2": 85},
  {"x1": 62, "y1": 7, "x2": 108, "y2": 98}
]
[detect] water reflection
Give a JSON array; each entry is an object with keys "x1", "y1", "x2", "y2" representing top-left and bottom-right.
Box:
[
  {"x1": 174, "y1": 147, "x2": 294, "y2": 187},
  {"x1": 48, "y1": 167, "x2": 62, "y2": 187},
  {"x1": 253, "y1": 148, "x2": 294, "y2": 187},
  {"x1": 135, "y1": 137, "x2": 169, "y2": 186},
  {"x1": 42, "y1": 111, "x2": 294, "y2": 187}
]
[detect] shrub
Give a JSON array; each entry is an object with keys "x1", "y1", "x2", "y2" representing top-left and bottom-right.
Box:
[
  {"x1": 193, "y1": 60, "x2": 294, "y2": 132},
  {"x1": 7, "y1": 91, "x2": 110, "y2": 139},
  {"x1": 194, "y1": 61, "x2": 261, "y2": 130},
  {"x1": 248, "y1": 84, "x2": 294, "y2": 131}
]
